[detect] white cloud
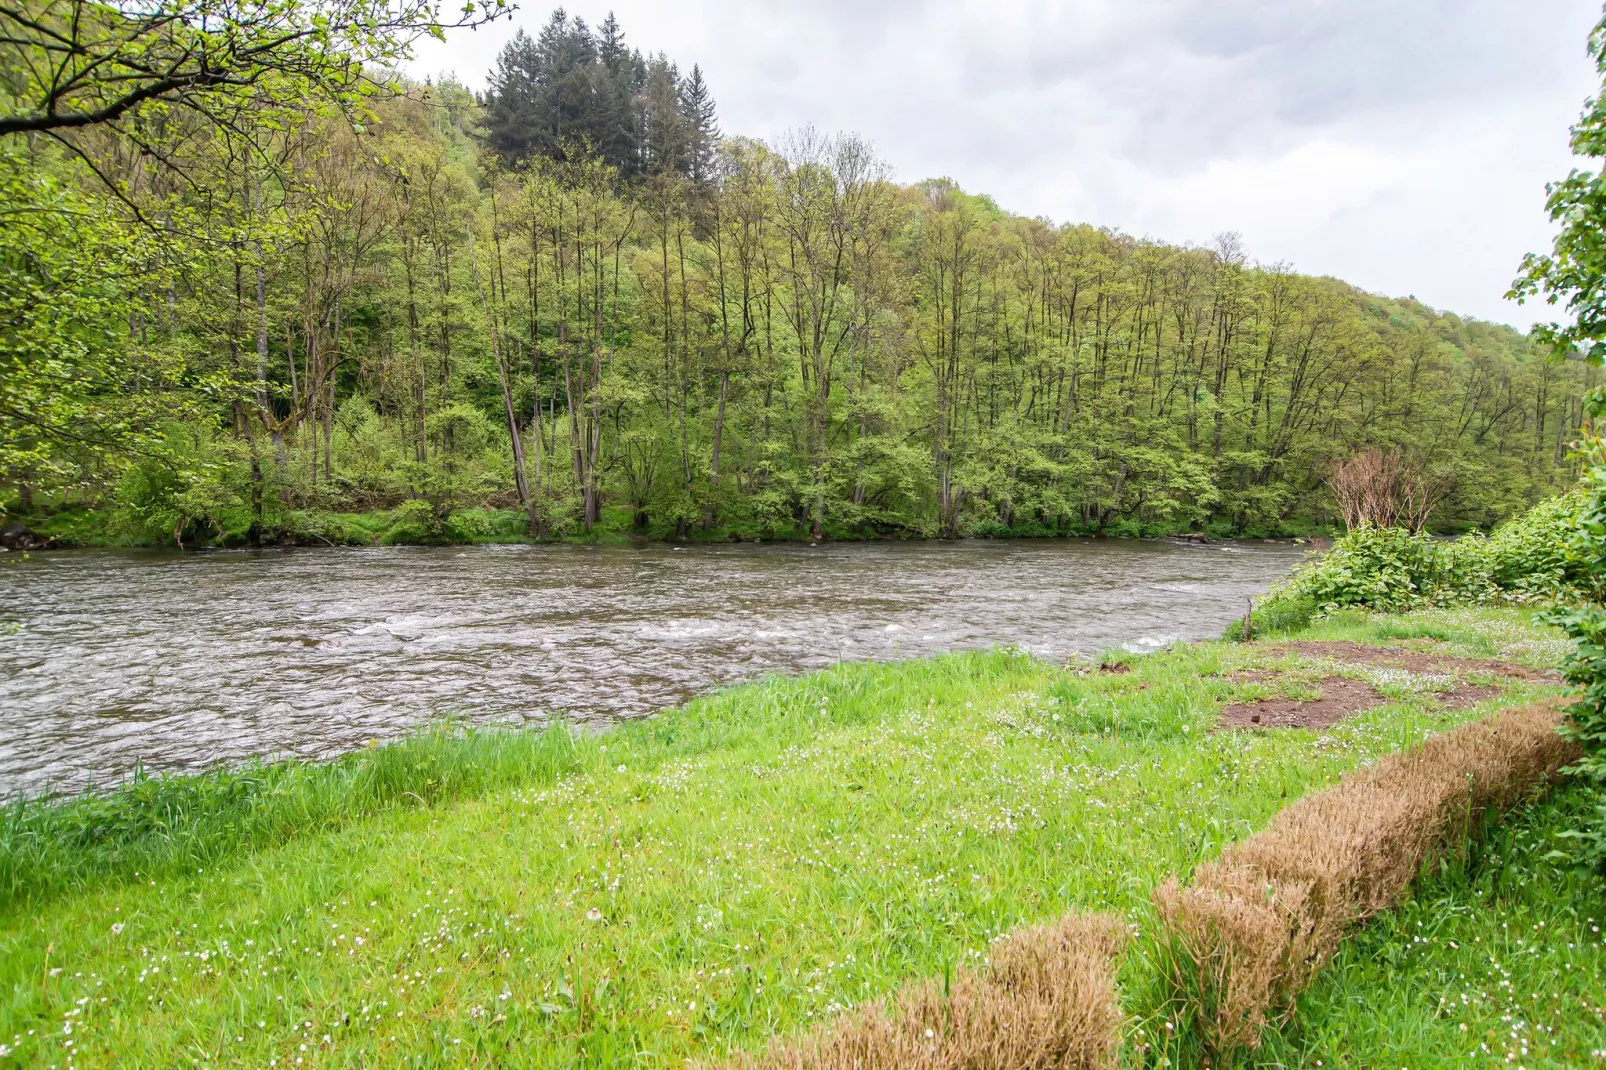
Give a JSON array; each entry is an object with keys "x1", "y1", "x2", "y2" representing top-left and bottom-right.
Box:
[{"x1": 409, "y1": 0, "x2": 1604, "y2": 328}]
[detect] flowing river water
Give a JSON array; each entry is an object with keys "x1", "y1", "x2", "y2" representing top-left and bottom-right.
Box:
[{"x1": 0, "y1": 538, "x2": 1308, "y2": 797}]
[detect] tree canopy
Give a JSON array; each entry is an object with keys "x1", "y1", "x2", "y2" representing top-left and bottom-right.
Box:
[
  {"x1": 0, "y1": 0, "x2": 508, "y2": 136},
  {"x1": 1512, "y1": 10, "x2": 1606, "y2": 360},
  {"x1": 0, "y1": 7, "x2": 1593, "y2": 543}
]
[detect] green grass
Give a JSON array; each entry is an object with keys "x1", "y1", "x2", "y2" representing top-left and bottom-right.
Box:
[
  {"x1": 1250, "y1": 782, "x2": 1606, "y2": 1069},
  {"x1": 0, "y1": 607, "x2": 1576, "y2": 1067},
  {"x1": 0, "y1": 726, "x2": 585, "y2": 912}
]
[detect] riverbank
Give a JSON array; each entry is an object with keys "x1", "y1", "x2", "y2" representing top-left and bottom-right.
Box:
[
  {"x1": 0, "y1": 606, "x2": 1581, "y2": 1067},
  {"x1": 4, "y1": 501, "x2": 1338, "y2": 551}
]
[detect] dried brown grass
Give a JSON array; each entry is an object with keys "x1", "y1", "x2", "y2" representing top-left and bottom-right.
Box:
[
  {"x1": 713, "y1": 913, "x2": 1130, "y2": 1070},
  {"x1": 1152, "y1": 702, "x2": 1578, "y2": 1055}
]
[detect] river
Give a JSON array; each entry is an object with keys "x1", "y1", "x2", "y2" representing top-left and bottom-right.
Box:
[{"x1": 0, "y1": 538, "x2": 1308, "y2": 797}]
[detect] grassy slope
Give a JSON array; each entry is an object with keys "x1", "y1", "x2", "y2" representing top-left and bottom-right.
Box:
[{"x1": 0, "y1": 609, "x2": 1574, "y2": 1068}]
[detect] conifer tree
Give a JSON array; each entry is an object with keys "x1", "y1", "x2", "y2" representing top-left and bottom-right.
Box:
[
  {"x1": 641, "y1": 56, "x2": 687, "y2": 176},
  {"x1": 593, "y1": 12, "x2": 646, "y2": 176},
  {"x1": 679, "y1": 65, "x2": 720, "y2": 188},
  {"x1": 485, "y1": 30, "x2": 542, "y2": 162},
  {"x1": 483, "y1": 8, "x2": 716, "y2": 184}
]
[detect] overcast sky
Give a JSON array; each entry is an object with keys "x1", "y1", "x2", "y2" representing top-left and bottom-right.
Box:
[{"x1": 410, "y1": 1, "x2": 1604, "y2": 330}]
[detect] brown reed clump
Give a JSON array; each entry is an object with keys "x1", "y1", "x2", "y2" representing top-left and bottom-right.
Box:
[
  {"x1": 1152, "y1": 701, "x2": 1578, "y2": 1055},
  {"x1": 715, "y1": 912, "x2": 1130, "y2": 1070}
]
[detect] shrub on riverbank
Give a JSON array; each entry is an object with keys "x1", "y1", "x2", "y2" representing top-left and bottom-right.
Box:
[{"x1": 1247, "y1": 492, "x2": 1592, "y2": 637}]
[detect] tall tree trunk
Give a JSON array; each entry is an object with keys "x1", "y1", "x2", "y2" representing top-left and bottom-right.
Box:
[
  {"x1": 468, "y1": 228, "x2": 534, "y2": 530},
  {"x1": 705, "y1": 370, "x2": 728, "y2": 530}
]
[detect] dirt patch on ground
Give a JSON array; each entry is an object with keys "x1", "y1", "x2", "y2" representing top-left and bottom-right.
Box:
[
  {"x1": 1270, "y1": 641, "x2": 1554, "y2": 680},
  {"x1": 1217, "y1": 644, "x2": 1531, "y2": 728},
  {"x1": 1434, "y1": 683, "x2": 1507, "y2": 709},
  {"x1": 1217, "y1": 676, "x2": 1387, "y2": 731},
  {"x1": 1223, "y1": 669, "x2": 1283, "y2": 684}
]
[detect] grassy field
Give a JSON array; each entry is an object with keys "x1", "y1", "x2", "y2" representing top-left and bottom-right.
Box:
[{"x1": 0, "y1": 608, "x2": 1578, "y2": 1068}]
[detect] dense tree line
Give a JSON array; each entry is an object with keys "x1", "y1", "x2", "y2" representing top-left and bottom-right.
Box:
[{"x1": 0, "y1": 9, "x2": 1594, "y2": 543}]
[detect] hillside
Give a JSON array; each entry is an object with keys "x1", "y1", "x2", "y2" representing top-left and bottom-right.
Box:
[{"x1": 0, "y1": 25, "x2": 1593, "y2": 543}]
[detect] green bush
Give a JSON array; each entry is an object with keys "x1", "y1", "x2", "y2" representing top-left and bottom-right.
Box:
[
  {"x1": 1486, "y1": 491, "x2": 1593, "y2": 597},
  {"x1": 1546, "y1": 394, "x2": 1606, "y2": 874},
  {"x1": 1247, "y1": 493, "x2": 1592, "y2": 638},
  {"x1": 112, "y1": 422, "x2": 255, "y2": 545},
  {"x1": 381, "y1": 498, "x2": 445, "y2": 544},
  {"x1": 443, "y1": 507, "x2": 495, "y2": 541},
  {"x1": 1248, "y1": 527, "x2": 1482, "y2": 636}
]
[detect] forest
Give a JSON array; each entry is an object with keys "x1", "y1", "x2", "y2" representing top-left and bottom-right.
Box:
[{"x1": 1, "y1": 7, "x2": 1595, "y2": 546}]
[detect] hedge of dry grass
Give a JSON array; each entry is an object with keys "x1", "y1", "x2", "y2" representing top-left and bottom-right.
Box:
[
  {"x1": 1152, "y1": 701, "x2": 1578, "y2": 1055},
  {"x1": 714, "y1": 913, "x2": 1130, "y2": 1070}
]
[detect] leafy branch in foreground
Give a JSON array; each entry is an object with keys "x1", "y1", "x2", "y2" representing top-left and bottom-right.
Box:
[
  {"x1": 1511, "y1": 12, "x2": 1606, "y2": 357},
  {"x1": 1549, "y1": 390, "x2": 1606, "y2": 872},
  {"x1": 0, "y1": 145, "x2": 185, "y2": 478},
  {"x1": 1509, "y1": 8, "x2": 1606, "y2": 876},
  {"x1": 0, "y1": 0, "x2": 510, "y2": 138}
]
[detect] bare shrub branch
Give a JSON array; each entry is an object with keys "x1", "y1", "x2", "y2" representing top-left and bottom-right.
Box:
[{"x1": 1327, "y1": 447, "x2": 1449, "y2": 532}]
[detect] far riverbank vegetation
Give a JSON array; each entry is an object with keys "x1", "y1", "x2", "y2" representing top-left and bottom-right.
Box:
[{"x1": 0, "y1": 8, "x2": 1596, "y2": 550}]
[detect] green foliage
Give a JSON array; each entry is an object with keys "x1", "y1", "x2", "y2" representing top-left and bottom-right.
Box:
[
  {"x1": 1511, "y1": 13, "x2": 1606, "y2": 357},
  {"x1": 372, "y1": 403, "x2": 507, "y2": 542},
  {"x1": 1249, "y1": 498, "x2": 1592, "y2": 638},
  {"x1": 111, "y1": 422, "x2": 256, "y2": 545},
  {"x1": 1509, "y1": 7, "x2": 1606, "y2": 880},
  {"x1": 484, "y1": 12, "x2": 719, "y2": 183},
  {"x1": 1546, "y1": 396, "x2": 1606, "y2": 874},
  {"x1": 6, "y1": 82, "x2": 1593, "y2": 542},
  {"x1": 1484, "y1": 491, "x2": 1594, "y2": 596},
  {"x1": 0, "y1": 146, "x2": 167, "y2": 480},
  {"x1": 1250, "y1": 527, "x2": 1484, "y2": 634},
  {"x1": 0, "y1": 0, "x2": 508, "y2": 141},
  {"x1": 380, "y1": 497, "x2": 444, "y2": 543}
]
